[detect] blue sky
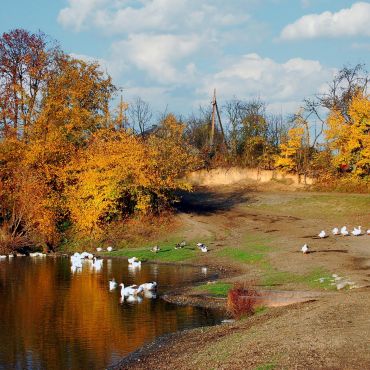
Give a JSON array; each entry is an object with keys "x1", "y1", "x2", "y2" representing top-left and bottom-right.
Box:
[{"x1": 2, "y1": 0, "x2": 370, "y2": 116}]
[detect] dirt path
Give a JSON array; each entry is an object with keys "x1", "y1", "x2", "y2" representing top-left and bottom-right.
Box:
[{"x1": 114, "y1": 183, "x2": 370, "y2": 369}]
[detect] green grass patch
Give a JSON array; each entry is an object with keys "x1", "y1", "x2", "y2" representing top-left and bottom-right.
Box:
[
  {"x1": 195, "y1": 282, "x2": 232, "y2": 297},
  {"x1": 103, "y1": 236, "x2": 216, "y2": 262},
  {"x1": 243, "y1": 233, "x2": 273, "y2": 247},
  {"x1": 107, "y1": 246, "x2": 198, "y2": 262},
  {"x1": 217, "y1": 248, "x2": 265, "y2": 263},
  {"x1": 262, "y1": 267, "x2": 334, "y2": 290},
  {"x1": 217, "y1": 234, "x2": 272, "y2": 265}
]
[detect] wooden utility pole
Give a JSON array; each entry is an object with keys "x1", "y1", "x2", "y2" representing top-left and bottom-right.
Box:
[
  {"x1": 210, "y1": 88, "x2": 228, "y2": 150},
  {"x1": 210, "y1": 88, "x2": 216, "y2": 147}
]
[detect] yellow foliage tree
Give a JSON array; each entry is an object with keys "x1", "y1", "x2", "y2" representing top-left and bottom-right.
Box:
[
  {"x1": 275, "y1": 127, "x2": 305, "y2": 173},
  {"x1": 146, "y1": 114, "x2": 201, "y2": 194},
  {"x1": 0, "y1": 30, "x2": 203, "y2": 248},
  {"x1": 0, "y1": 138, "x2": 57, "y2": 249},
  {"x1": 65, "y1": 130, "x2": 150, "y2": 237},
  {"x1": 326, "y1": 93, "x2": 370, "y2": 178},
  {"x1": 65, "y1": 116, "x2": 200, "y2": 237},
  {"x1": 0, "y1": 52, "x2": 117, "y2": 248}
]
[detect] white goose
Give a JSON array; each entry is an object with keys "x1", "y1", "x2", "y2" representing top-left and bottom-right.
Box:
[
  {"x1": 92, "y1": 257, "x2": 103, "y2": 269},
  {"x1": 30, "y1": 252, "x2": 42, "y2": 257},
  {"x1": 31, "y1": 252, "x2": 46, "y2": 257},
  {"x1": 128, "y1": 257, "x2": 139, "y2": 264},
  {"x1": 301, "y1": 244, "x2": 309, "y2": 254},
  {"x1": 150, "y1": 245, "x2": 160, "y2": 253},
  {"x1": 341, "y1": 226, "x2": 349, "y2": 236},
  {"x1": 119, "y1": 283, "x2": 143, "y2": 296},
  {"x1": 352, "y1": 226, "x2": 362, "y2": 236},
  {"x1": 71, "y1": 252, "x2": 81, "y2": 260},
  {"x1": 130, "y1": 261, "x2": 141, "y2": 268},
  {"x1": 109, "y1": 278, "x2": 118, "y2": 290},
  {"x1": 71, "y1": 255, "x2": 82, "y2": 268},
  {"x1": 107, "y1": 246, "x2": 113, "y2": 252},
  {"x1": 0, "y1": 255, "x2": 7, "y2": 260},
  {"x1": 139, "y1": 281, "x2": 157, "y2": 291},
  {"x1": 367, "y1": 229, "x2": 370, "y2": 235},
  {"x1": 96, "y1": 247, "x2": 102, "y2": 252},
  {"x1": 175, "y1": 241, "x2": 186, "y2": 249},
  {"x1": 318, "y1": 230, "x2": 326, "y2": 239},
  {"x1": 81, "y1": 251, "x2": 93, "y2": 259},
  {"x1": 200, "y1": 245, "x2": 208, "y2": 253},
  {"x1": 332, "y1": 227, "x2": 339, "y2": 235}
]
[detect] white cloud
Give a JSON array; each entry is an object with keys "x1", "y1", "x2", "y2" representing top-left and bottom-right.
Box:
[
  {"x1": 58, "y1": 0, "x2": 108, "y2": 31},
  {"x1": 58, "y1": 0, "x2": 249, "y2": 34},
  {"x1": 280, "y1": 2, "x2": 370, "y2": 40},
  {"x1": 198, "y1": 54, "x2": 335, "y2": 114},
  {"x1": 67, "y1": 51, "x2": 336, "y2": 115},
  {"x1": 111, "y1": 33, "x2": 201, "y2": 84},
  {"x1": 58, "y1": 1, "x2": 338, "y2": 115},
  {"x1": 58, "y1": 0, "x2": 254, "y2": 90}
]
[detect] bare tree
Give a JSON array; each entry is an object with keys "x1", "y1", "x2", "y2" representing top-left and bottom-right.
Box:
[
  {"x1": 266, "y1": 113, "x2": 289, "y2": 148},
  {"x1": 302, "y1": 64, "x2": 369, "y2": 146},
  {"x1": 128, "y1": 97, "x2": 153, "y2": 136},
  {"x1": 224, "y1": 98, "x2": 244, "y2": 156},
  {"x1": 184, "y1": 106, "x2": 212, "y2": 150}
]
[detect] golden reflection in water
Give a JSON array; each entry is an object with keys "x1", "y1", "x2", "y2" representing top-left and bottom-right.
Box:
[{"x1": 0, "y1": 258, "x2": 221, "y2": 369}]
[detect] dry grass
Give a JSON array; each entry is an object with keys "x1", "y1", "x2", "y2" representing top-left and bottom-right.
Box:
[
  {"x1": 62, "y1": 211, "x2": 179, "y2": 252},
  {"x1": 105, "y1": 212, "x2": 177, "y2": 248},
  {"x1": 313, "y1": 175, "x2": 370, "y2": 193}
]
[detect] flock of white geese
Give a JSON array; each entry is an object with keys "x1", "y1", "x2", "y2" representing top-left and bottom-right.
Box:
[
  {"x1": 69, "y1": 250, "x2": 157, "y2": 303},
  {"x1": 0, "y1": 251, "x2": 47, "y2": 259},
  {"x1": 1, "y1": 240, "x2": 208, "y2": 303},
  {"x1": 301, "y1": 226, "x2": 370, "y2": 254}
]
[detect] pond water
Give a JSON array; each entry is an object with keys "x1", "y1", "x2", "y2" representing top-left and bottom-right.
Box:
[{"x1": 0, "y1": 256, "x2": 223, "y2": 370}]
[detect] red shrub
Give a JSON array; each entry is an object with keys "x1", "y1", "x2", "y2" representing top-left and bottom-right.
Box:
[{"x1": 227, "y1": 284, "x2": 259, "y2": 318}]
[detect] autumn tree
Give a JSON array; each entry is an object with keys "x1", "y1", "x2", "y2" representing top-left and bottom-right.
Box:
[
  {"x1": 65, "y1": 115, "x2": 200, "y2": 237},
  {"x1": 275, "y1": 127, "x2": 306, "y2": 173},
  {"x1": 223, "y1": 98, "x2": 288, "y2": 167},
  {"x1": 0, "y1": 137, "x2": 57, "y2": 250},
  {"x1": 65, "y1": 129, "x2": 149, "y2": 237},
  {"x1": 146, "y1": 113, "x2": 201, "y2": 199},
  {"x1": 0, "y1": 30, "x2": 117, "y2": 248},
  {"x1": 326, "y1": 92, "x2": 370, "y2": 178},
  {"x1": 0, "y1": 29, "x2": 57, "y2": 138}
]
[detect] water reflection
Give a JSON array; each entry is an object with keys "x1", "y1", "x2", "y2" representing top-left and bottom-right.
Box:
[
  {"x1": 127, "y1": 263, "x2": 141, "y2": 276},
  {"x1": 0, "y1": 257, "x2": 222, "y2": 370}
]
